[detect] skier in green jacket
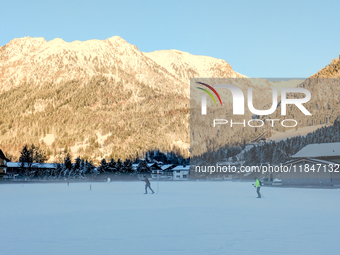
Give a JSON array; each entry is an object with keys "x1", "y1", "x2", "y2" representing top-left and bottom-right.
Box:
[{"x1": 254, "y1": 177, "x2": 261, "y2": 198}]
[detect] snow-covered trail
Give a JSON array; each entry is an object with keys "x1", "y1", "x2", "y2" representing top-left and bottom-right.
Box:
[{"x1": 1, "y1": 181, "x2": 339, "y2": 255}]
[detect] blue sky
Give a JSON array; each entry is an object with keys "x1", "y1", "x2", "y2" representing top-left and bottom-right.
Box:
[{"x1": 1, "y1": 0, "x2": 339, "y2": 77}]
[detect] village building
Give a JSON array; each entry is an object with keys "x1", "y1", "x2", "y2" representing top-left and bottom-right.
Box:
[
  {"x1": 281, "y1": 142, "x2": 340, "y2": 186},
  {"x1": 170, "y1": 165, "x2": 190, "y2": 180},
  {"x1": 151, "y1": 164, "x2": 176, "y2": 179},
  {"x1": 6, "y1": 162, "x2": 57, "y2": 176}
]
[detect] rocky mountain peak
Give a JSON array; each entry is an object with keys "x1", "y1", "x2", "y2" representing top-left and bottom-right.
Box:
[{"x1": 0, "y1": 36, "x2": 243, "y2": 95}]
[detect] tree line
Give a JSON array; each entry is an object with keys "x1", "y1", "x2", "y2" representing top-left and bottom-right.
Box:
[{"x1": 13, "y1": 145, "x2": 186, "y2": 180}]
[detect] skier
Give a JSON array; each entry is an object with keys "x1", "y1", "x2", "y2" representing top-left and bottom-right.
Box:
[
  {"x1": 254, "y1": 177, "x2": 261, "y2": 198},
  {"x1": 143, "y1": 175, "x2": 154, "y2": 194}
]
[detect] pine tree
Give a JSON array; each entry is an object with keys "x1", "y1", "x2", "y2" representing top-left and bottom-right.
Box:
[
  {"x1": 272, "y1": 148, "x2": 282, "y2": 165},
  {"x1": 19, "y1": 145, "x2": 33, "y2": 170},
  {"x1": 73, "y1": 157, "x2": 81, "y2": 176},
  {"x1": 83, "y1": 160, "x2": 90, "y2": 175},
  {"x1": 78, "y1": 159, "x2": 85, "y2": 176},
  {"x1": 137, "y1": 160, "x2": 150, "y2": 173},
  {"x1": 87, "y1": 161, "x2": 97, "y2": 175},
  {"x1": 98, "y1": 158, "x2": 108, "y2": 173},
  {"x1": 116, "y1": 159, "x2": 123, "y2": 173},
  {"x1": 33, "y1": 147, "x2": 47, "y2": 163},
  {"x1": 107, "y1": 158, "x2": 117, "y2": 173},
  {"x1": 64, "y1": 154, "x2": 72, "y2": 170},
  {"x1": 123, "y1": 159, "x2": 133, "y2": 173},
  {"x1": 245, "y1": 147, "x2": 258, "y2": 165}
]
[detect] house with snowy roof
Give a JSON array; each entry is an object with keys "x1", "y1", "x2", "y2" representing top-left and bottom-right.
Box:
[
  {"x1": 161, "y1": 164, "x2": 176, "y2": 171},
  {"x1": 150, "y1": 164, "x2": 176, "y2": 179},
  {"x1": 148, "y1": 163, "x2": 162, "y2": 170},
  {"x1": 170, "y1": 165, "x2": 190, "y2": 180},
  {"x1": 281, "y1": 142, "x2": 340, "y2": 186},
  {"x1": 6, "y1": 162, "x2": 57, "y2": 175},
  {"x1": 291, "y1": 142, "x2": 340, "y2": 163},
  {"x1": 132, "y1": 162, "x2": 161, "y2": 173}
]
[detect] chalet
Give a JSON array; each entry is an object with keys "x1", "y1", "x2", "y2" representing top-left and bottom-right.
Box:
[
  {"x1": 148, "y1": 163, "x2": 162, "y2": 171},
  {"x1": 292, "y1": 142, "x2": 340, "y2": 163},
  {"x1": 161, "y1": 164, "x2": 176, "y2": 171},
  {"x1": 170, "y1": 165, "x2": 190, "y2": 180},
  {"x1": 149, "y1": 163, "x2": 161, "y2": 178},
  {"x1": 281, "y1": 143, "x2": 340, "y2": 186},
  {"x1": 132, "y1": 162, "x2": 161, "y2": 173},
  {"x1": 6, "y1": 162, "x2": 57, "y2": 175},
  {"x1": 0, "y1": 149, "x2": 9, "y2": 179},
  {"x1": 161, "y1": 164, "x2": 176, "y2": 175},
  {"x1": 151, "y1": 164, "x2": 175, "y2": 179}
]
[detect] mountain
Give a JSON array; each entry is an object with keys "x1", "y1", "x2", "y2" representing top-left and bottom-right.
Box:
[
  {"x1": 191, "y1": 55, "x2": 340, "y2": 165},
  {"x1": 288, "y1": 55, "x2": 340, "y2": 127},
  {"x1": 0, "y1": 36, "x2": 244, "y2": 94},
  {"x1": 0, "y1": 36, "x2": 184, "y2": 95},
  {"x1": 144, "y1": 50, "x2": 245, "y2": 81},
  {"x1": 241, "y1": 57, "x2": 340, "y2": 166},
  {"x1": 254, "y1": 56, "x2": 340, "y2": 135},
  {"x1": 0, "y1": 36, "x2": 244, "y2": 162},
  {"x1": 311, "y1": 55, "x2": 340, "y2": 78}
]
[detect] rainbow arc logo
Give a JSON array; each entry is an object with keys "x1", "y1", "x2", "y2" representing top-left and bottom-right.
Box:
[{"x1": 196, "y1": 82, "x2": 222, "y2": 106}]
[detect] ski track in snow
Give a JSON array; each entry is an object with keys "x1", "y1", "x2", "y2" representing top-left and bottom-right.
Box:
[{"x1": 0, "y1": 181, "x2": 339, "y2": 255}]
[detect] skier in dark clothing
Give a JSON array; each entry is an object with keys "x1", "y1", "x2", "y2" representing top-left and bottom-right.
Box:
[
  {"x1": 143, "y1": 176, "x2": 154, "y2": 194},
  {"x1": 254, "y1": 177, "x2": 261, "y2": 198}
]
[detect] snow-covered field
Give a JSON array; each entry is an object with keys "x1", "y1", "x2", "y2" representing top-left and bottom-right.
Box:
[{"x1": 1, "y1": 181, "x2": 339, "y2": 255}]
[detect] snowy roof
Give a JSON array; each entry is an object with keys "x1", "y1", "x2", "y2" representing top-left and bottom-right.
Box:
[
  {"x1": 7, "y1": 162, "x2": 57, "y2": 169},
  {"x1": 283, "y1": 158, "x2": 337, "y2": 166},
  {"x1": 7, "y1": 162, "x2": 20, "y2": 167},
  {"x1": 131, "y1": 163, "x2": 160, "y2": 170},
  {"x1": 292, "y1": 143, "x2": 340, "y2": 158},
  {"x1": 161, "y1": 164, "x2": 174, "y2": 170},
  {"x1": 171, "y1": 165, "x2": 190, "y2": 171}
]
